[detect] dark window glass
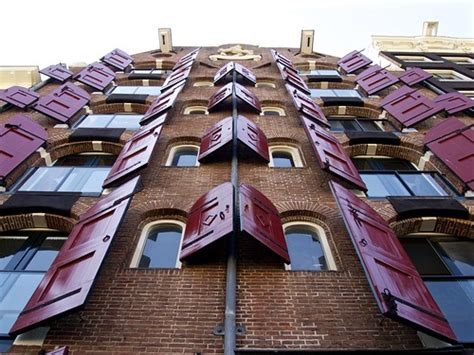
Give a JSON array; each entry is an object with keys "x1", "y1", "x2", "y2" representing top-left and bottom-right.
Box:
[
  {"x1": 360, "y1": 173, "x2": 411, "y2": 197},
  {"x1": 358, "y1": 120, "x2": 380, "y2": 132},
  {"x1": 0, "y1": 237, "x2": 28, "y2": 270},
  {"x1": 353, "y1": 158, "x2": 415, "y2": 171},
  {"x1": 272, "y1": 152, "x2": 295, "y2": 168},
  {"x1": 25, "y1": 236, "x2": 67, "y2": 271},
  {"x1": 171, "y1": 148, "x2": 198, "y2": 167},
  {"x1": 285, "y1": 227, "x2": 327, "y2": 271},
  {"x1": 263, "y1": 110, "x2": 281, "y2": 116},
  {"x1": 189, "y1": 110, "x2": 207, "y2": 115},
  {"x1": 138, "y1": 224, "x2": 182, "y2": 268},
  {"x1": 401, "y1": 239, "x2": 450, "y2": 275}
]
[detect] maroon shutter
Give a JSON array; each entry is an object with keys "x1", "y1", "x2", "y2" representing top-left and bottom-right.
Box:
[
  {"x1": 329, "y1": 181, "x2": 457, "y2": 342},
  {"x1": 214, "y1": 62, "x2": 256, "y2": 84},
  {"x1": 10, "y1": 177, "x2": 140, "y2": 335},
  {"x1": 271, "y1": 50, "x2": 295, "y2": 71},
  {"x1": 433, "y1": 92, "x2": 474, "y2": 114},
  {"x1": 198, "y1": 117, "x2": 233, "y2": 162},
  {"x1": 180, "y1": 182, "x2": 234, "y2": 260},
  {"x1": 237, "y1": 115, "x2": 269, "y2": 162},
  {"x1": 45, "y1": 346, "x2": 69, "y2": 355},
  {"x1": 140, "y1": 83, "x2": 184, "y2": 125},
  {"x1": 286, "y1": 84, "x2": 330, "y2": 128},
  {"x1": 235, "y1": 63, "x2": 257, "y2": 84},
  {"x1": 102, "y1": 118, "x2": 164, "y2": 188},
  {"x1": 301, "y1": 116, "x2": 367, "y2": 190},
  {"x1": 207, "y1": 83, "x2": 233, "y2": 111},
  {"x1": 0, "y1": 86, "x2": 39, "y2": 109},
  {"x1": 424, "y1": 118, "x2": 474, "y2": 190},
  {"x1": 101, "y1": 48, "x2": 133, "y2": 71},
  {"x1": 399, "y1": 67, "x2": 433, "y2": 86},
  {"x1": 337, "y1": 50, "x2": 372, "y2": 74},
  {"x1": 239, "y1": 184, "x2": 289, "y2": 263},
  {"x1": 380, "y1": 85, "x2": 443, "y2": 127},
  {"x1": 161, "y1": 66, "x2": 191, "y2": 92},
  {"x1": 356, "y1": 65, "x2": 399, "y2": 95},
  {"x1": 74, "y1": 62, "x2": 115, "y2": 91},
  {"x1": 280, "y1": 66, "x2": 311, "y2": 95},
  {"x1": 32, "y1": 82, "x2": 90, "y2": 123},
  {"x1": 0, "y1": 114, "x2": 47, "y2": 184},
  {"x1": 40, "y1": 64, "x2": 73, "y2": 82},
  {"x1": 173, "y1": 49, "x2": 199, "y2": 71},
  {"x1": 214, "y1": 62, "x2": 234, "y2": 84},
  {"x1": 235, "y1": 83, "x2": 261, "y2": 113}
]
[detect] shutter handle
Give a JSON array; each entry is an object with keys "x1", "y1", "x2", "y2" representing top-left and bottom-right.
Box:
[
  {"x1": 359, "y1": 238, "x2": 368, "y2": 247},
  {"x1": 103, "y1": 235, "x2": 111, "y2": 242}
]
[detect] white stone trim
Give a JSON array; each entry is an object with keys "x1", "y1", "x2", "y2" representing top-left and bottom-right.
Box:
[
  {"x1": 268, "y1": 145, "x2": 304, "y2": 168},
  {"x1": 165, "y1": 144, "x2": 200, "y2": 167}
]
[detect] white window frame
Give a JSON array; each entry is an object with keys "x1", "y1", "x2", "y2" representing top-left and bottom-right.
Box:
[
  {"x1": 193, "y1": 81, "x2": 214, "y2": 87},
  {"x1": 260, "y1": 106, "x2": 286, "y2": 116},
  {"x1": 440, "y1": 56, "x2": 474, "y2": 64},
  {"x1": 183, "y1": 106, "x2": 209, "y2": 115},
  {"x1": 283, "y1": 221, "x2": 337, "y2": 271},
  {"x1": 268, "y1": 146, "x2": 304, "y2": 168},
  {"x1": 255, "y1": 82, "x2": 276, "y2": 89},
  {"x1": 426, "y1": 69, "x2": 472, "y2": 81},
  {"x1": 130, "y1": 219, "x2": 186, "y2": 269},
  {"x1": 395, "y1": 55, "x2": 441, "y2": 63},
  {"x1": 165, "y1": 144, "x2": 200, "y2": 167}
]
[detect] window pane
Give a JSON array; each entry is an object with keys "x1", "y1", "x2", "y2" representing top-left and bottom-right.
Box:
[
  {"x1": 58, "y1": 168, "x2": 110, "y2": 193},
  {"x1": 263, "y1": 110, "x2": 281, "y2": 116},
  {"x1": 135, "y1": 86, "x2": 161, "y2": 96},
  {"x1": 171, "y1": 149, "x2": 198, "y2": 167},
  {"x1": 138, "y1": 225, "x2": 182, "y2": 268},
  {"x1": 436, "y1": 241, "x2": 474, "y2": 276},
  {"x1": 333, "y1": 90, "x2": 360, "y2": 98},
  {"x1": 400, "y1": 238, "x2": 450, "y2": 275},
  {"x1": 329, "y1": 120, "x2": 345, "y2": 132},
  {"x1": 358, "y1": 120, "x2": 381, "y2": 132},
  {"x1": 0, "y1": 237, "x2": 28, "y2": 270},
  {"x1": 310, "y1": 89, "x2": 335, "y2": 98},
  {"x1": 272, "y1": 152, "x2": 295, "y2": 168},
  {"x1": 131, "y1": 69, "x2": 152, "y2": 74},
  {"x1": 25, "y1": 236, "x2": 67, "y2": 271},
  {"x1": 18, "y1": 167, "x2": 69, "y2": 192},
  {"x1": 353, "y1": 158, "x2": 415, "y2": 171},
  {"x1": 92, "y1": 155, "x2": 116, "y2": 167},
  {"x1": 77, "y1": 114, "x2": 113, "y2": 128},
  {"x1": 54, "y1": 155, "x2": 96, "y2": 167},
  {"x1": 399, "y1": 173, "x2": 448, "y2": 196},
  {"x1": 111, "y1": 86, "x2": 138, "y2": 94},
  {"x1": 107, "y1": 114, "x2": 143, "y2": 129},
  {"x1": 285, "y1": 227, "x2": 327, "y2": 271},
  {"x1": 341, "y1": 120, "x2": 361, "y2": 132},
  {"x1": 361, "y1": 173, "x2": 410, "y2": 197}
]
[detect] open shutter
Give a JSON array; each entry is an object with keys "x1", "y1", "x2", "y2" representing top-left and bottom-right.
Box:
[
  {"x1": 180, "y1": 182, "x2": 234, "y2": 260},
  {"x1": 161, "y1": 66, "x2": 191, "y2": 92},
  {"x1": 102, "y1": 117, "x2": 165, "y2": 188},
  {"x1": 381, "y1": 86, "x2": 443, "y2": 127},
  {"x1": 237, "y1": 115, "x2": 269, "y2": 162},
  {"x1": 207, "y1": 83, "x2": 233, "y2": 112},
  {"x1": 74, "y1": 62, "x2": 115, "y2": 91},
  {"x1": 101, "y1": 48, "x2": 133, "y2": 71},
  {"x1": 214, "y1": 62, "x2": 256, "y2": 85},
  {"x1": 239, "y1": 184, "x2": 289, "y2": 263},
  {"x1": 399, "y1": 67, "x2": 432, "y2": 86},
  {"x1": 235, "y1": 83, "x2": 261, "y2": 113},
  {"x1": 32, "y1": 82, "x2": 90, "y2": 123},
  {"x1": 433, "y1": 92, "x2": 474, "y2": 115},
  {"x1": 40, "y1": 64, "x2": 73, "y2": 82},
  {"x1": 301, "y1": 116, "x2": 367, "y2": 190},
  {"x1": 0, "y1": 115, "x2": 47, "y2": 184},
  {"x1": 10, "y1": 177, "x2": 140, "y2": 335},
  {"x1": 140, "y1": 83, "x2": 184, "y2": 125},
  {"x1": 0, "y1": 86, "x2": 39, "y2": 109},
  {"x1": 198, "y1": 117, "x2": 233, "y2": 162},
  {"x1": 286, "y1": 85, "x2": 330, "y2": 128},
  {"x1": 45, "y1": 346, "x2": 69, "y2": 355},
  {"x1": 280, "y1": 66, "x2": 311, "y2": 95},
  {"x1": 271, "y1": 50, "x2": 295, "y2": 71},
  {"x1": 337, "y1": 50, "x2": 372, "y2": 74},
  {"x1": 329, "y1": 181, "x2": 457, "y2": 342},
  {"x1": 424, "y1": 118, "x2": 474, "y2": 190},
  {"x1": 173, "y1": 49, "x2": 199, "y2": 71},
  {"x1": 356, "y1": 65, "x2": 399, "y2": 95}
]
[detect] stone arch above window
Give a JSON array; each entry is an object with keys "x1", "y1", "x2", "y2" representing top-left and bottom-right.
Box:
[
  {"x1": 183, "y1": 105, "x2": 209, "y2": 115},
  {"x1": 268, "y1": 145, "x2": 304, "y2": 168},
  {"x1": 260, "y1": 106, "x2": 286, "y2": 117},
  {"x1": 255, "y1": 81, "x2": 276, "y2": 89},
  {"x1": 193, "y1": 81, "x2": 214, "y2": 87},
  {"x1": 165, "y1": 144, "x2": 200, "y2": 167}
]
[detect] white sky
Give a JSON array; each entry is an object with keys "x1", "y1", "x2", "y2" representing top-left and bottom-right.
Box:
[{"x1": 1, "y1": 0, "x2": 473, "y2": 68}]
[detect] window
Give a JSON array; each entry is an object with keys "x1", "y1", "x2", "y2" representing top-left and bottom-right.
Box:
[
  {"x1": 261, "y1": 106, "x2": 286, "y2": 116},
  {"x1": 353, "y1": 157, "x2": 455, "y2": 198},
  {"x1": 166, "y1": 145, "x2": 199, "y2": 167},
  {"x1": 0, "y1": 230, "x2": 67, "y2": 344},
  {"x1": 284, "y1": 222, "x2": 336, "y2": 271},
  {"x1": 130, "y1": 221, "x2": 184, "y2": 269},
  {"x1": 395, "y1": 55, "x2": 440, "y2": 63},
  {"x1": 441, "y1": 57, "x2": 474, "y2": 64},
  {"x1": 426, "y1": 70, "x2": 472, "y2": 81},
  {"x1": 401, "y1": 235, "x2": 474, "y2": 342},
  {"x1": 269, "y1": 146, "x2": 304, "y2": 168},
  {"x1": 328, "y1": 116, "x2": 395, "y2": 133},
  {"x1": 15, "y1": 154, "x2": 115, "y2": 195},
  {"x1": 299, "y1": 69, "x2": 340, "y2": 77},
  {"x1": 110, "y1": 86, "x2": 162, "y2": 96},
  {"x1": 193, "y1": 81, "x2": 214, "y2": 87},
  {"x1": 130, "y1": 69, "x2": 169, "y2": 76},
  {"x1": 310, "y1": 89, "x2": 361, "y2": 99},
  {"x1": 76, "y1": 113, "x2": 143, "y2": 129},
  {"x1": 183, "y1": 106, "x2": 209, "y2": 115},
  {"x1": 255, "y1": 82, "x2": 276, "y2": 89}
]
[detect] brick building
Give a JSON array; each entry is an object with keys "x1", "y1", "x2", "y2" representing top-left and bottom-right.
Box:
[{"x1": 0, "y1": 30, "x2": 473, "y2": 354}]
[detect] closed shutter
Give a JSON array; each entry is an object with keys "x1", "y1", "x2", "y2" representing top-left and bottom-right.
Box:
[
  {"x1": 356, "y1": 65, "x2": 399, "y2": 95},
  {"x1": 399, "y1": 67, "x2": 432, "y2": 86},
  {"x1": 0, "y1": 86, "x2": 39, "y2": 109},
  {"x1": 40, "y1": 64, "x2": 73, "y2": 82},
  {"x1": 74, "y1": 62, "x2": 115, "y2": 91},
  {"x1": 101, "y1": 48, "x2": 133, "y2": 71},
  {"x1": 337, "y1": 50, "x2": 372, "y2": 74}
]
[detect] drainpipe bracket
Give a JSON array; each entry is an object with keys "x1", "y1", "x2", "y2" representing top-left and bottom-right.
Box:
[{"x1": 213, "y1": 324, "x2": 246, "y2": 336}]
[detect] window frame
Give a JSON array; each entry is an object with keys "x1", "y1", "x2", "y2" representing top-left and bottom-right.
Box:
[
  {"x1": 193, "y1": 81, "x2": 214, "y2": 87},
  {"x1": 165, "y1": 145, "x2": 200, "y2": 167},
  {"x1": 426, "y1": 69, "x2": 472, "y2": 82},
  {"x1": 328, "y1": 116, "x2": 397, "y2": 133},
  {"x1": 183, "y1": 106, "x2": 209, "y2": 115},
  {"x1": 255, "y1": 82, "x2": 276, "y2": 89},
  {"x1": 310, "y1": 89, "x2": 362, "y2": 99},
  {"x1": 268, "y1": 146, "x2": 304, "y2": 168},
  {"x1": 260, "y1": 106, "x2": 286, "y2": 117},
  {"x1": 74, "y1": 113, "x2": 144, "y2": 129},
  {"x1": 109, "y1": 85, "x2": 162, "y2": 96}
]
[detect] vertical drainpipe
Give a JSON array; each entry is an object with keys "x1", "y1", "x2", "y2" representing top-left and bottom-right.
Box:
[{"x1": 224, "y1": 70, "x2": 239, "y2": 355}]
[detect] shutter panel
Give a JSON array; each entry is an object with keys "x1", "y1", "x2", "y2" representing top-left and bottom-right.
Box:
[
  {"x1": 40, "y1": 64, "x2": 73, "y2": 82},
  {"x1": 301, "y1": 116, "x2": 367, "y2": 190},
  {"x1": 235, "y1": 63, "x2": 256, "y2": 84},
  {"x1": 235, "y1": 83, "x2": 261, "y2": 113},
  {"x1": 160, "y1": 66, "x2": 191, "y2": 92},
  {"x1": 74, "y1": 62, "x2": 115, "y2": 91},
  {"x1": 239, "y1": 184, "x2": 289, "y2": 263},
  {"x1": 237, "y1": 115, "x2": 269, "y2": 162},
  {"x1": 271, "y1": 50, "x2": 295, "y2": 71},
  {"x1": 399, "y1": 67, "x2": 432, "y2": 86},
  {"x1": 329, "y1": 181, "x2": 457, "y2": 342},
  {"x1": 337, "y1": 50, "x2": 372, "y2": 74},
  {"x1": 172, "y1": 49, "x2": 199, "y2": 71},
  {"x1": 424, "y1": 118, "x2": 474, "y2": 190},
  {"x1": 381, "y1": 85, "x2": 443, "y2": 127},
  {"x1": 198, "y1": 117, "x2": 233, "y2": 163},
  {"x1": 0, "y1": 86, "x2": 39, "y2": 109},
  {"x1": 214, "y1": 63, "x2": 234, "y2": 84},
  {"x1": 0, "y1": 115, "x2": 47, "y2": 184},
  {"x1": 279, "y1": 66, "x2": 311, "y2": 95},
  {"x1": 286, "y1": 84, "x2": 330, "y2": 128},
  {"x1": 140, "y1": 83, "x2": 184, "y2": 125},
  {"x1": 214, "y1": 62, "x2": 256, "y2": 85},
  {"x1": 180, "y1": 182, "x2": 234, "y2": 260},
  {"x1": 101, "y1": 48, "x2": 133, "y2": 71},
  {"x1": 433, "y1": 92, "x2": 474, "y2": 115},
  {"x1": 207, "y1": 83, "x2": 233, "y2": 112},
  {"x1": 356, "y1": 65, "x2": 399, "y2": 95},
  {"x1": 32, "y1": 83, "x2": 90, "y2": 123},
  {"x1": 102, "y1": 118, "x2": 165, "y2": 188},
  {"x1": 10, "y1": 177, "x2": 140, "y2": 335},
  {"x1": 45, "y1": 346, "x2": 69, "y2": 355}
]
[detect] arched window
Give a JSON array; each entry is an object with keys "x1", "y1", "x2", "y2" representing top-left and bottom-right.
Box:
[
  {"x1": 166, "y1": 145, "x2": 199, "y2": 167},
  {"x1": 255, "y1": 82, "x2": 276, "y2": 89},
  {"x1": 260, "y1": 106, "x2": 286, "y2": 116},
  {"x1": 283, "y1": 222, "x2": 336, "y2": 271},
  {"x1": 269, "y1": 146, "x2": 304, "y2": 168},
  {"x1": 131, "y1": 220, "x2": 185, "y2": 269},
  {"x1": 183, "y1": 106, "x2": 209, "y2": 115},
  {"x1": 193, "y1": 81, "x2": 214, "y2": 87}
]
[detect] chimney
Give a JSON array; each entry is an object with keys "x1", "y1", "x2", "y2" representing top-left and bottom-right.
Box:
[
  {"x1": 422, "y1": 21, "x2": 439, "y2": 37},
  {"x1": 158, "y1": 28, "x2": 173, "y2": 53},
  {"x1": 300, "y1": 29, "x2": 315, "y2": 55}
]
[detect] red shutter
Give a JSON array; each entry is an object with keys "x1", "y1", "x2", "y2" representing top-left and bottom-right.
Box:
[
  {"x1": 337, "y1": 50, "x2": 372, "y2": 74},
  {"x1": 102, "y1": 118, "x2": 164, "y2": 188},
  {"x1": 301, "y1": 116, "x2": 367, "y2": 190},
  {"x1": 271, "y1": 50, "x2": 295, "y2": 71},
  {"x1": 380, "y1": 86, "x2": 443, "y2": 127},
  {"x1": 0, "y1": 86, "x2": 39, "y2": 109},
  {"x1": 140, "y1": 83, "x2": 184, "y2": 125},
  {"x1": 180, "y1": 182, "x2": 234, "y2": 260},
  {"x1": 207, "y1": 83, "x2": 233, "y2": 112},
  {"x1": 237, "y1": 115, "x2": 269, "y2": 162},
  {"x1": 45, "y1": 346, "x2": 69, "y2": 355},
  {"x1": 198, "y1": 117, "x2": 233, "y2": 162},
  {"x1": 0, "y1": 114, "x2": 47, "y2": 184},
  {"x1": 279, "y1": 66, "x2": 311, "y2": 95},
  {"x1": 173, "y1": 49, "x2": 199, "y2": 71},
  {"x1": 356, "y1": 65, "x2": 399, "y2": 95},
  {"x1": 239, "y1": 184, "x2": 289, "y2": 263},
  {"x1": 424, "y1": 118, "x2": 474, "y2": 190},
  {"x1": 40, "y1": 64, "x2": 73, "y2": 82},
  {"x1": 235, "y1": 83, "x2": 261, "y2": 113},
  {"x1": 10, "y1": 177, "x2": 140, "y2": 335},
  {"x1": 433, "y1": 92, "x2": 474, "y2": 115},
  {"x1": 161, "y1": 66, "x2": 191, "y2": 92},
  {"x1": 329, "y1": 181, "x2": 457, "y2": 342},
  {"x1": 286, "y1": 84, "x2": 330, "y2": 128},
  {"x1": 101, "y1": 48, "x2": 133, "y2": 71},
  {"x1": 74, "y1": 62, "x2": 115, "y2": 91},
  {"x1": 32, "y1": 82, "x2": 90, "y2": 123},
  {"x1": 399, "y1": 67, "x2": 432, "y2": 86},
  {"x1": 214, "y1": 62, "x2": 256, "y2": 85}
]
